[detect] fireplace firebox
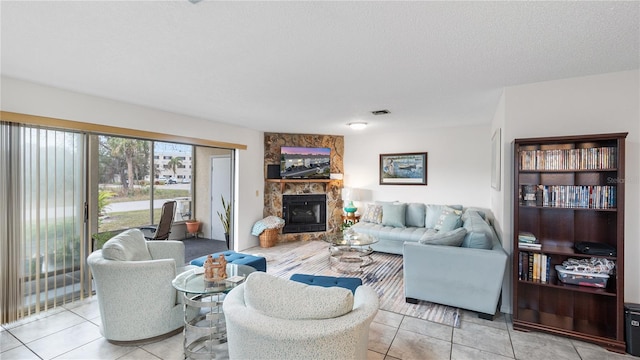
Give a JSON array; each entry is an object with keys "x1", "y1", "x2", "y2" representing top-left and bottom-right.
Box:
[{"x1": 282, "y1": 194, "x2": 327, "y2": 233}]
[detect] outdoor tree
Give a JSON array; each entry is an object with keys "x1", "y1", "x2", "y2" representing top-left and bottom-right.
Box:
[
  {"x1": 98, "y1": 138, "x2": 123, "y2": 183},
  {"x1": 166, "y1": 157, "x2": 183, "y2": 178},
  {"x1": 101, "y1": 137, "x2": 150, "y2": 193}
]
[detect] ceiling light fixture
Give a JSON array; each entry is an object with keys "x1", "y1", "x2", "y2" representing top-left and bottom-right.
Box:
[{"x1": 347, "y1": 122, "x2": 367, "y2": 130}]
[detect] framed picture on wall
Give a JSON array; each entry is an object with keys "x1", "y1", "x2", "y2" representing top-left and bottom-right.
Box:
[{"x1": 379, "y1": 152, "x2": 427, "y2": 185}]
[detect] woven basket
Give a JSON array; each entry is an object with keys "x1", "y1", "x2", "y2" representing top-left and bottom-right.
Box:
[{"x1": 259, "y1": 228, "x2": 279, "y2": 248}]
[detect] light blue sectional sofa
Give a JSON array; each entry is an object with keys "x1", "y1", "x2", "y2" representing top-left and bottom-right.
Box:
[{"x1": 350, "y1": 203, "x2": 508, "y2": 319}]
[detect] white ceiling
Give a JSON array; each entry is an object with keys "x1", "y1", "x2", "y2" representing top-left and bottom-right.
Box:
[{"x1": 2, "y1": 1, "x2": 639, "y2": 135}]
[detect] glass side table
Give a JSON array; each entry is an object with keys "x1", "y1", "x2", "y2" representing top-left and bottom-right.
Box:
[{"x1": 172, "y1": 264, "x2": 256, "y2": 360}]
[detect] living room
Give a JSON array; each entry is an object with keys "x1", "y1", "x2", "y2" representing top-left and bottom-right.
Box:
[{"x1": 2, "y1": 1, "x2": 639, "y2": 359}]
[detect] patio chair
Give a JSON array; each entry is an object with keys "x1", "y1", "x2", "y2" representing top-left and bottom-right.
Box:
[{"x1": 140, "y1": 200, "x2": 176, "y2": 240}]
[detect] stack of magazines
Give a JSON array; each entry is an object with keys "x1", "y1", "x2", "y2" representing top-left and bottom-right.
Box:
[{"x1": 518, "y1": 232, "x2": 541, "y2": 250}]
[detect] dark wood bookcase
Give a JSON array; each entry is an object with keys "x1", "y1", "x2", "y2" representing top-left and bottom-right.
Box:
[{"x1": 512, "y1": 133, "x2": 627, "y2": 353}]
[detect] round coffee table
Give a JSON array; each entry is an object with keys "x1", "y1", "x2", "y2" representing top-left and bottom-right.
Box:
[
  {"x1": 323, "y1": 230, "x2": 378, "y2": 273},
  {"x1": 172, "y1": 264, "x2": 256, "y2": 359}
]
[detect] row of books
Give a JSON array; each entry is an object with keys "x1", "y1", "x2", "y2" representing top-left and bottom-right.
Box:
[
  {"x1": 520, "y1": 185, "x2": 616, "y2": 209},
  {"x1": 519, "y1": 147, "x2": 617, "y2": 171},
  {"x1": 518, "y1": 252, "x2": 552, "y2": 282}
]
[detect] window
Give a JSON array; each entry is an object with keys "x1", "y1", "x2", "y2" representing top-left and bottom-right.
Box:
[{"x1": 97, "y1": 137, "x2": 194, "y2": 233}]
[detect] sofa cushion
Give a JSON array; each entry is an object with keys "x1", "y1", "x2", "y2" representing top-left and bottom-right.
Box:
[
  {"x1": 361, "y1": 204, "x2": 383, "y2": 224},
  {"x1": 462, "y1": 208, "x2": 486, "y2": 221},
  {"x1": 434, "y1": 206, "x2": 462, "y2": 231},
  {"x1": 461, "y1": 210, "x2": 493, "y2": 249},
  {"x1": 405, "y1": 203, "x2": 426, "y2": 228},
  {"x1": 243, "y1": 272, "x2": 353, "y2": 320},
  {"x1": 419, "y1": 227, "x2": 467, "y2": 246},
  {"x1": 101, "y1": 229, "x2": 152, "y2": 261},
  {"x1": 382, "y1": 203, "x2": 407, "y2": 228},
  {"x1": 425, "y1": 204, "x2": 463, "y2": 228}
]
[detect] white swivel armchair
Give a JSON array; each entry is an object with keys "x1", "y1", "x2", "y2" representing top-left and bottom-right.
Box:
[
  {"x1": 87, "y1": 228, "x2": 191, "y2": 344},
  {"x1": 223, "y1": 272, "x2": 379, "y2": 360}
]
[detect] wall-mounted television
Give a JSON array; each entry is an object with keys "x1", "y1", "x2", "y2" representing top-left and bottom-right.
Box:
[{"x1": 280, "y1": 146, "x2": 331, "y2": 179}]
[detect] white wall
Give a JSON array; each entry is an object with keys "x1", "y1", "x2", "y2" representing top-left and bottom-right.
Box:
[
  {"x1": 1, "y1": 76, "x2": 266, "y2": 251},
  {"x1": 490, "y1": 92, "x2": 511, "y2": 313},
  {"x1": 344, "y1": 125, "x2": 492, "y2": 208},
  {"x1": 500, "y1": 70, "x2": 640, "y2": 304}
]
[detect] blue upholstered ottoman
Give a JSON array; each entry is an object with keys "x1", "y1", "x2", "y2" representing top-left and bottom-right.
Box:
[
  {"x1": 289, "y1": 274, "x2": 362, "y2": 294},
  {"x1": 190, "y1": 251, "x2": 267, "y2": 272}
]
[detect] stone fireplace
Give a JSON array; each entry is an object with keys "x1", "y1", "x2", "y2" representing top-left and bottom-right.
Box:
[
  {"x1": 282, "y1": 194, "x2": 327, "y2": 233},
  {"x1": 264, "y1": 133, "x2": 344, "y2": 243}
]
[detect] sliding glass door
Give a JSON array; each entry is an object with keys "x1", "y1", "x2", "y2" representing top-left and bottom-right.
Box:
[
  {"x1": 1, "y1": 123, "x2": 89, "y2": 323},
  {"x1": 1, "y1": 118, "x2": 232, "y2": 325}
]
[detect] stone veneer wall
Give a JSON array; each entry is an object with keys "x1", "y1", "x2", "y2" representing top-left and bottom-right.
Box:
[{"x1": 264, "y1": 133, "x2": 344, "y2": 243}]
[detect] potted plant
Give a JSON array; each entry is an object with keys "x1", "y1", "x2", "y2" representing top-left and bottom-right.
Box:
[
  {"x1": 217, "y1": 195, "x2": 231, "y2": 248},
  {"x1": 185, "y1": 219, "x2": 201, "y2": 237}
]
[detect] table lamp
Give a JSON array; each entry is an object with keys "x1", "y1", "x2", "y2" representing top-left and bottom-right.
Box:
[{"x1": 341, "y1": 188, "x2": 359, "y2": 215}]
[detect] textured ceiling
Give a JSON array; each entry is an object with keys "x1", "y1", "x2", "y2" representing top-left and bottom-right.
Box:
[{"x1": 1, "y1": 1, "x2": 638, "y2": 135}]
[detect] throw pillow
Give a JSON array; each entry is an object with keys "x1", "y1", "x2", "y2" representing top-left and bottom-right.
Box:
[
  {"x1": 361, "y1": 204, "x2": 383, "y2": 224},
  {"x1": 101, "y1": 229, "x2": 152, "y2": 261},
  {"x1": 243, "y1": 272, "x2": 353, "y2": 320},
  {"x1": 405, "y1": 203, "x2": 426, "y2": 227},
  {"x1": 382, "y1": 203, "x2": 407, "y2": 228},
  {"x1": 419, "y1": 227, "x2": 467, "y2": 246},
  {"x1": 425, "y1": 204, "x2": 463, "y2": 228},
  {"x1": 434, "y1": 206, "x2": 462, "y2": 232}
]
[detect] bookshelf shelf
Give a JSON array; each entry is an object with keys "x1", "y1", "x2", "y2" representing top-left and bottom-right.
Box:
[
  {"x1": 519, "y1": 168, "x2": 619, "y2": 173},
  {"x1": 512, "y1": 132, "x2": 627, "y2": 353},
  {"x1": 518, "y1": 205, "x2": 617, "y2": 212},
  {"x1": 517, "y1": 278, "x2": 617, "y2": 296}
]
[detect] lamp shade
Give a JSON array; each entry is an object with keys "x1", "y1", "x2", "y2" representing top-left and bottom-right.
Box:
[{"x1": 341, "y1": 188, "x2": 352, "y2": 201}]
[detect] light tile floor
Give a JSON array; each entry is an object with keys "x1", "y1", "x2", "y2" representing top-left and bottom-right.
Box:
[{"x1": 1, "y1": 295, "x2": 636, "y2": 360}]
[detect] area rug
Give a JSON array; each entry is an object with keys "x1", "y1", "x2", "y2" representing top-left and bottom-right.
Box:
[{"x1": 252, "y1": 240, "x2": 461, "y2": 328}]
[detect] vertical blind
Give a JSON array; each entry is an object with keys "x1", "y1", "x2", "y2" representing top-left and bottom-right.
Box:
[{"x1": 1, "y1": 122, "x2": 89, "y2": 324}]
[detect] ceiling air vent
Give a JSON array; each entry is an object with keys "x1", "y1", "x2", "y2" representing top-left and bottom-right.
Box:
[{"x1": 371, "y1": 109, "x2": 390, "y2": 115}]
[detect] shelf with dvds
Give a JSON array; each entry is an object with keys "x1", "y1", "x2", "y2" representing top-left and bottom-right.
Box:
[{"x1": 512, "y1": 132, "x2": 627, "y2": 353}]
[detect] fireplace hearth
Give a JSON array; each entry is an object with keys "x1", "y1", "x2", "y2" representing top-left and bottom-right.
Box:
[{"x1": 282, "y1": 194, "x2": 327, "y2": 233}]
